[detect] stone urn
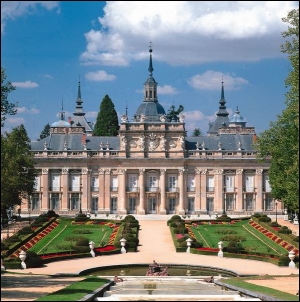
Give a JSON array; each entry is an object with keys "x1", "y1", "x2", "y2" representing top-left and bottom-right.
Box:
[
  {"x1": 218, "y1": 241, "x2": 224, "y2": 257},
  {"x1": 120, "y1": 238, "x2": 127, "y2": 254},
  {"x1": 19, "y1": 250, "x2": 27, "y2": 269},
  {"x1": 186, "y1": 238, "x2": 193, "y2": 253},
  {"x1": 288, "y1": 250, "x2": 296, "y2": 268},
  {"x1": 89, "y1": 241, "x2": 95, "y2": 258}
]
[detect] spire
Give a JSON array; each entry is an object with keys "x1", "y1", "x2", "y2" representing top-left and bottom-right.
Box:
[
  {"x1": 148, "y1": 42, "x2": 154, "y2": 76},
  {"x1": 60, "y1": 98, "x2": 65, "y2": 121},
  {"x1": 217, "y1": 80, "x2": 229, "y2": 117},
  {"x1": 126, "y1": 102, "x2": 128, "y2": 116},
  {"x1": 76, "y1": 78, "x2": 82, "y2": 108}
]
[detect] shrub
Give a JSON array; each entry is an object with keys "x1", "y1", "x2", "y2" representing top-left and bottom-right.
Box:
[
  {"x1": 278, "y1": 254, "x2": 290, "y2": 266},
  {"x1": 258, "y1": 215, "x2": 271, "y2": 223},
  {"x1": 19, "y1": 226, "x2": 34, "y2": 235},
  {"x1": 192, "y1": 241, "x2": 203, "y2": 248},
  {"x1": 252, "y1": 213, "x2": 262, "y2": 218},
  {"x1": 46, "y1": 210, "x2": 59, "y2": 217},
  {"x1": 114, "y1": 242, "x2": 121, "y2": 249},
  {"x1": 75, "y1": 237, "x2": 89, "y2": 246},
  {"x1": 170, "y1": 215, "x2": 182, "y2": 221},
  {"x1": 294, "y1": 236, "x2": 299, "y2": 243},
  {"x1": 74, "y1": 214, "x2": 90, "y2": 222},
  {"x1": 278, "y1": 226, "x2": 292, "y2": 234},
  {"x1": 25, "y1": 251, "x2": 44, "y2": 268},
  {"x1": 223, "y1": 241, "x2": 238, "y2": 253},
  {"x1": 124, "y1": 215, "x2": 136, "y2": 221},
  {"x1": 216, "y1": 214, "x2": 231, "y2": 222},
  {"x1": 270, "y1": 221, "x2": 281, "y2": 227}
]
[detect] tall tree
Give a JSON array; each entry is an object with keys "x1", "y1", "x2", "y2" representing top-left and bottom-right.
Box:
[
  {"x1": 166, "y1": 105, "x2": 184, "y2": 122},
  {"x1": 192, "y1": 128, "x2": 202, "y2": 136},
  {"x1": 93, "y1": 94, "x2": 119, "y2": 136},
  {"x1": 1, "y1": 67, "x2": 17, "y2": 127},
  {"x1": 38, "y1": 123, "x2": 51, "y2": 140},
  {"x1": 255, "y1": 9, "x2": 299, "y2": 213},
  {"x1": 1, "y1": 124, "x2": 37, "y2": 217}
]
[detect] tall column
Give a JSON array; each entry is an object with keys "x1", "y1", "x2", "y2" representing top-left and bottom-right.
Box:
[
  {"x1": 118, "y1": 168, "x2": 127, "y2": 215},
  {"x1": 195, "y1": 168, "x2": 201, "y2": 212},
  {"x1": 236, "y1": 169, "x2": 243, "y2": 212},
  {"x1": 41, "y1": 168, "x2": 49, "y2": 211},
  {"x1": 178, "y1": 168, "x2": 185, "y2": 215},
  {"x1": 255, "y1": 169, "x2": 263, "y2": 212},
  {"x1": 61, "y1": 168, "x2": 69, "y2": 211},
  {"x1": 104, "y1": 169, "x2": 111, "y2": 213},
  {"x1": 81, "y1": 168, "x2": 89, "y2": 212},
  {"x1": 98, "y1": 168, "x2": 105, "y2": 212},
  {"x1": 200, "y1": 169, "x2": 207, "y2": 212},
  {"x1": 159, "y1": 169, "x2": 166, "y2": 214},
  {"x1": 138, "y1": 169, "x2": 145, "y2": 214},
  {"x1": 214, "y1": 169, "x2": 224, "y2": 213}
]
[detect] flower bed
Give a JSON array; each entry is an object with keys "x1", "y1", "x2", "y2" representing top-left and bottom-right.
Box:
[
  {"x1": 249, "y1": 220, "x2": 299, "y2": 256},
  {"x1": 107, "y1": 225, "x2": 120, "y2": 245},
  {"x1": 196, "y1": 247, "x2": 219, "y2": 252}
]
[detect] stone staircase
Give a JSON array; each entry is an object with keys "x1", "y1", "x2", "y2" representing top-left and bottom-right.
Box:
[{"x1": 96, "y1": 277, "x2": 261, "y2": 301}]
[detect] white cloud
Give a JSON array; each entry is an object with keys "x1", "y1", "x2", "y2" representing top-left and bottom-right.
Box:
[
  {"x1": 85, "y1": 111, "x2": 98, "y2": 118},
  {"x1": 184, "y1": 110, "x2": 215, "y2": 135},
  {"x1": 17, "y1": 106, "x2": 40, "y2": 114},
  {"x1": 12, "y1": 81, "x2": 39, "y2": 88},
  {"x1": 158, "y1": 85, "x2": 179, "y2": 95},
  {"x1": 188, "y1": 71, "x2": 248, "y2": 90},
  {"x1": 6, "y1": 116, "x2": 25, "y2": 124},
  {"x1": 80, "y1": 1, "x2": 298, "y2": 66},
  {"x1": 1, "y1": 1, "x2": 60, "y2": 34},
  {"x1": 39, "y1": 73, "x2": 53, "y2": 79},
  {"x1": 85, "y1": 70, "x2": 116, "y2": 81}
]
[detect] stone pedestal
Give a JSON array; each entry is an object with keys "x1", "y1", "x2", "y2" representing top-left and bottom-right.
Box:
[
  {"x1": 19, "y1": 250, "x2": 27, "y2": 269},
  {"x1": 89, "y1": 241, "x2": 95, "y2": 257},
  {"x1": 120, "y1": 238, "x2": 127, "y2": 254},
  {"x1": 288, "y1": 251, "x2": 296, "y2": 268},
  {"x1": 218, "y1": 241, "x2": 223, "y2": 257},
  {"x1": 186, "y1": 238, "x2": 192, "y2": 253}
]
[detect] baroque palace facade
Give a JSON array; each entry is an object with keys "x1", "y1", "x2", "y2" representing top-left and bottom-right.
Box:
[{"x1": 25, "y1": 47, "x2": 281, "y2": 217}]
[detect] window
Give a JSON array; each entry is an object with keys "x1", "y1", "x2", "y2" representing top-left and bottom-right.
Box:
[
  {"x1": 32, "y1": 193, "x2": 40, "y2": 210},
  {"x1": 70, "y1": 175, "x2": 80, "y2": 191},
  {"x1": 226, "y1": 195, "x2": 234, "y2": 211},
  {"x1": 51, "y1": 193, "x2": 60, "y2": 210},
  {"x1": 225, "y1": 175, "x2": 234, "y2": 192},
  {"x1": 128, "y1": 174, "x2": 138, "y2": 192},
  {"x1": 92, "y1": 197, "x2": 98, "y2": 212},
  {"x1": 91, "y1": 176, "x2": 99, "y2": 191},
  {"x1": 265, "y1": 175, "x2": 271, "y2": 192},
  {"x1": 71, "y1": 193, "x2": 79, "y2": 210},
  {"x1": 111, "y1": 176, "x2": 118, "y2": 192},
  {"x1": 147, "y1": 175, "x2": 158, "y2": 192},
  {"x1": 245, "y1": 175, "x2": 254, "y2": 192},
  {"x1": 265, "y1": 195, "x2": 273, "y2": 210},
  {"x1": 207, "y1": 176, "x2": 214, "y2": 192},
  {"x1": 34, "y1": 176, "x2": 40, "y2": 191},
  {"x1": 51, "y1": 175, "x2": 60, "y2": 191},
  {"x1": 168, "y1": 175, "x2": 177, "y2": 192},
  {"x1": 187, "y1": 175, "x2": 195, "y2": 192}
]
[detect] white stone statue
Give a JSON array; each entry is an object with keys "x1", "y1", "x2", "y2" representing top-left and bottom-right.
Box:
[
  {"x1": 121, "y1": 114, "x2": 128, "y2": 123},
  {"x1": 160, "y1": 114, "x2": 166, "y2": 122},
  {"x1": 179, "y1": 136, "x2": 185, "y2": 150},
  {"x1": 179, "y1": 112, "x2": 185, "y2": 122},
  {"x1": 139, "y1": 135, "x2": 145, "y2": 150},
  {"x1": 160, "y1": 136, "x2": 166, "y2": 150},
  {"x1": 121, "y1": 135, "x2": 127, "y2": 150},
  {"x1": 140, "y1": 114, "x2": 145, "y2": 122}
]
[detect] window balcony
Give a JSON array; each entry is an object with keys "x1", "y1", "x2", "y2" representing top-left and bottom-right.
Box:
[
  {"x1": 225, "y1": 187, "x2": 235, "y2": 193},
  {"x1": 166, "y1": 187, "x2": 179, "y2": 193},
  {"x1": 187, "y1": 186, "x2": 195, "y2": 192},
  {"x1": 50, "y1": 186, "x2": 60, "y2": 191},
  {"x1": 245, "y1": 186, "x2": 255, "y2": 192},
  {"x1": 146, "y1": 187, "x2": 160, "y2": 192},
  {"x1": 126, "y1": 187, "x2": 140, "y2": 193},
  {"x1": 69, "y1": 186, "x2": 80, "y2": 191},
  {"x1": 91, "y1": 186, "x2": 99, "y2": 192},
  {"x1": 110, "y1": 187, "x2": 118, "y2": 192},
  {"x1": 206, "y1": 186, "x2": 214, "y2": 192}
]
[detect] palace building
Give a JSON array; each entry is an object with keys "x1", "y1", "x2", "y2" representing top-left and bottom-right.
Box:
[{"x1": 25, "y1": 47, "x2": 279, "y2": 217}]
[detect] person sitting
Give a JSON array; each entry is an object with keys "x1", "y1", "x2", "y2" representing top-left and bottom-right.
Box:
[
  {"x1": 114, "y1": 275, "x2": 123, "y2": 283},
  {"x1": 204, "y1": 275, "x2": 214, "y2": 283}
]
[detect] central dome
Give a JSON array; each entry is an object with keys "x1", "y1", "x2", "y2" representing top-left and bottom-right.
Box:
[{"x1": 135, "y1": 101, "x2": 166, "y2": 122}]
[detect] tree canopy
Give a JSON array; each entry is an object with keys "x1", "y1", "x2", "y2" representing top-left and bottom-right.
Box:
[
  {"x1": 255, "y1": 8, "x2": 299, "y2": 213},
  {"x1": 1, "y1": 125, "x2": 37, "y2": 217},
  {"x1": 1, "y1": 67, "x2": 17, "y2": 127},
  {"x1": 166, "y1": 104, "x2": 184, "y2": 122},
  {"x1": 192, "y1": 128, "x2": 202, "y2": 136},
  {"x1": 38, "y1": 123, "x2": 51, "y2": 140},
  {"x1": 93, "y1": 94, "x2": 120, "y2": 136}
]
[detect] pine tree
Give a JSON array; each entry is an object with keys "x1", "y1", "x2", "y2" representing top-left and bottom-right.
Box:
[
  {"x1": 38, "y1": 123, "x2": 51, "y2": 140},
  {"x1": 192, "y1": 128, "x2": 202, "y2": 136},
  {"x1": 93, "y1": 95, "x2": 120, "y2": 136}
]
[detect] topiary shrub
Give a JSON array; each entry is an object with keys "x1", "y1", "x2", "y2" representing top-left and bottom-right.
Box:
[
  {"x1": 19, "y1": 226, "x2": 34, "y2": 235},
  {"x1": 25, "y1": 251, "x2": 44, "y2": 268},
  {"x1": 46, "y1": 210, "x2": 59, "y2": 217},
  {"x1": 216, "y1": 214, "x2": 231, "y2": 222},
  {"x1": 73, "y1": 236, "x2": 90, "y2": 253},
  {"x1": 223, "y1": 241, "x2": 238, "y2": 253},
  {"x1": 293, "y1": 236, "x2": 299, "y2": 243},
  {"x1": 192, "y1": 241, "x2": 203, "y2": 248},
  {"x1": 171, "y1": 215, "x2": 182, "y2": 221},
  {"x1": 124, "y1": 215, "x2": 136, "y2": 221},
  {"x1": 74, "y1": 213, "x2": 90, "y2": 223},
  {"x1": 252, "y1": 213, "x2": 262, "y2": 218},
  {"x1": 258, "y1": 215, "x2": 271, "y2": 223},
  {"x1": 270, "y1": 221, "x2": 281, "y2": 227},
  {"x1": 278, "y1": 226, "x2": 292, "y2": 234}
]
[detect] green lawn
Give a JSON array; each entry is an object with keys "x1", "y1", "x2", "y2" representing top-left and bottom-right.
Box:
[
  {"x1": 191, "y1": 220, "x2": 288, "y2": 255},
  {"x1": 29, "y1": 219, "x2": 114, "y2": 255}
]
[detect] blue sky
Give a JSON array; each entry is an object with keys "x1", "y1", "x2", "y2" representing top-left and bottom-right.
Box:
[{"x1": 1, "y1": 1, "x2": 298, "y2": 140}]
